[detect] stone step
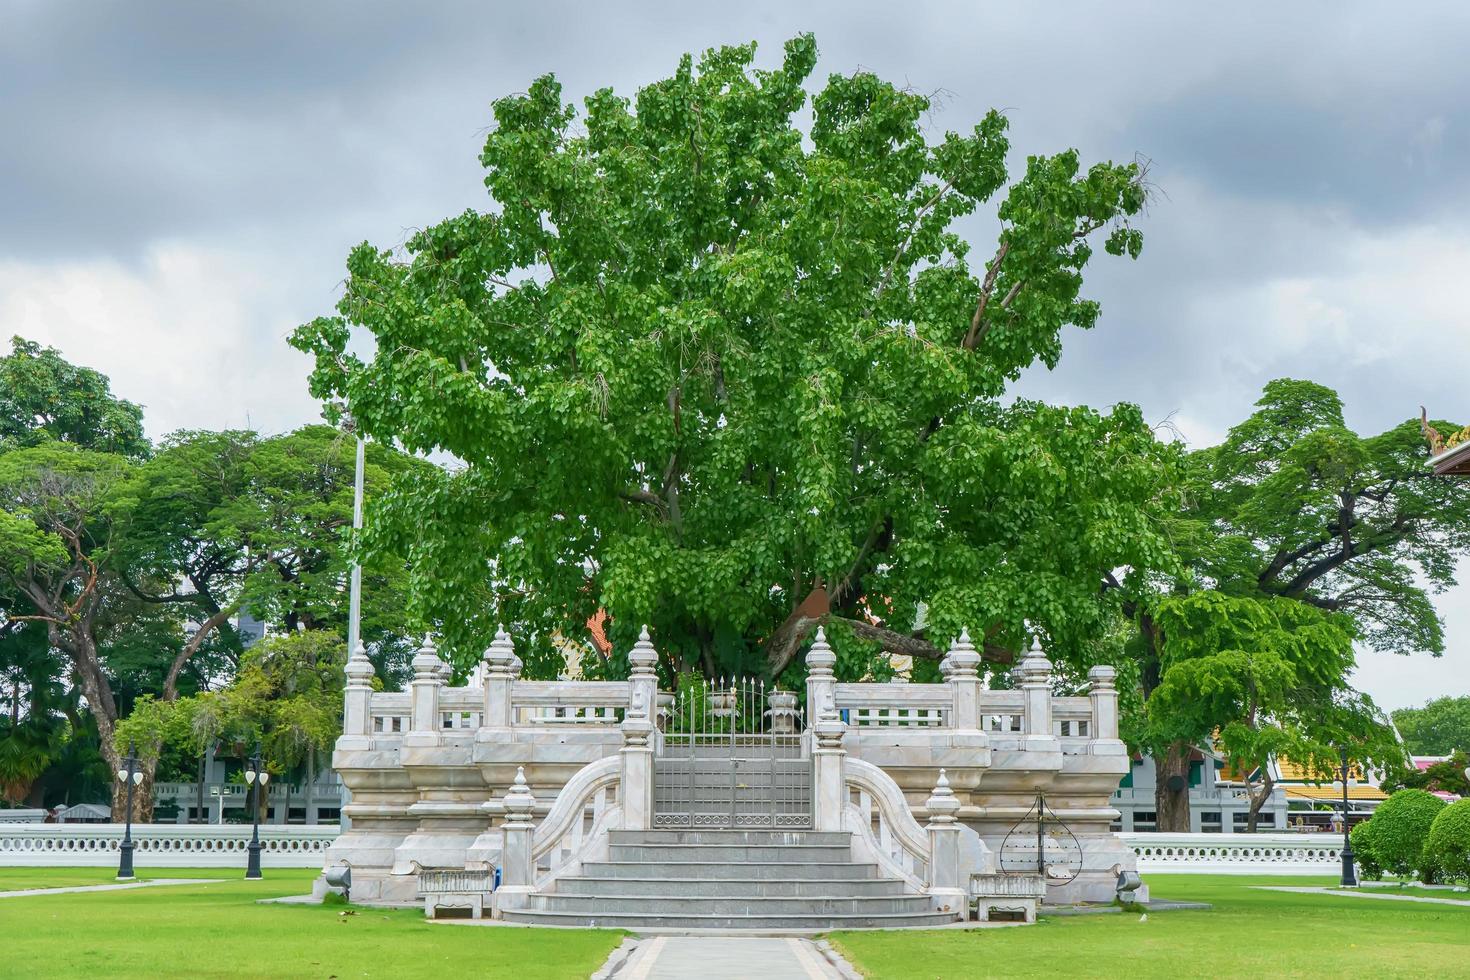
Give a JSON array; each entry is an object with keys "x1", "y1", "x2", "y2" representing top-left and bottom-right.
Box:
[
  {"x1": 607, "y1": 842, "x2": 851, "y2": 863},
  {"x1": 609, "y1": 829, "x2": 850, "y2": 847},
  {"x1": 499, "y1": 908, "x2": 959, "y2": 930},
  {"x1": 580, "y1": 860, "x2": 882, "y2": 880},
  {"x1": 552, "y1": 876, "x2": 908, "y2": 898},
  {"x1": 529, "y1": 893, "x2": 935, "y2": 915}
]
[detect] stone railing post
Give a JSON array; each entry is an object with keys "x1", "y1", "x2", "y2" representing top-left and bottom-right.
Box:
[
  {"x1": 804, "y1": 627, "x2": 836, "y2": 727},
  {"x1": 407, "y1": 634, "x2": 444, "y2": 738},
  {"x1": 620, "y1": 688, "x2": 655, "y2": 830},
  {"x1": 1088, "y1": 665, "x2": 1125, "y2": 749},
  {"x1": 341, "y1": 643, "x2": 376, "y2": 744},
  {"x1": 627, "y1": 626, "x2": 659, "y2": 728},
  {"x1": 1017, "y1": 636, "x2": 1057, "y2": 748},
  {"x1": 482, "y1": 626, "x2": 518, "y2": 729},
  {"x1": 925, "y1": 769, "x2": 967, "y2": 916},
  {"x1": 943, "y1": 629, "x2": 982, "y2": 731},
  {"x1": 496, "y1": 768, "x2": 536, "y2": 911},
  {"x1": 812, "y1": 704, "x2": 847, "y2": 833}
]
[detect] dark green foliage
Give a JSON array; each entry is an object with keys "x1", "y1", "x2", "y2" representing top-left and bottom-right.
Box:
[
  {"x1": 0, "y1": 336, "x2": 148, "y2": 457},
  {"x1": 1424, "y1": 799, "x2": 1470, "y2": 883},
  {"x1": 292, "y1": 35, "x2": 1163, "y2": 680},
  {"x1": 1356, "y1": 788, "x2": 1447, "y2": 882},
  {"x1": 1392, "y1": 696, "x2": 1470, "y2": 756},
  {"x1": 1349, "y1": 820, "x2": 1381, "y2": 880}
]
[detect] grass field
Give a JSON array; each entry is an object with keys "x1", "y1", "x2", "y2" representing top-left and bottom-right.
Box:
[
  {"x1": 3, "y1": 869, "x2": 1468, "y2": 978},
  {"x1": 1353, "y1": 884, "x2": 1470, "y2": 902},
  {"x1": 0, "y1": 868, "x2": 623, "y2": 979},
  {"x1": 0, "y1": 866, "x2": 247, "y2": 892},
  {"x1": 831, "y1": 875, "x2": 1470, "y2": 979}
]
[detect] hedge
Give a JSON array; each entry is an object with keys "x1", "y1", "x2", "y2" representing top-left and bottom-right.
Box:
[
  {"x1": 1353, "y1": 788, "x2": 1445, "y2": 882},
  {"x1": 1425, "y1": 798, "x2": 1470, "y2": 883}
]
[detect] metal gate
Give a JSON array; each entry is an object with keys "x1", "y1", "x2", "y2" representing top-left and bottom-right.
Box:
[{"x1": 654, "y1": 678, "x2": 812, "y2": 829}]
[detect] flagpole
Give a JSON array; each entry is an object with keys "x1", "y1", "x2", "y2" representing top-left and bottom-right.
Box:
[{"x1": 347, "y1": 430, "x2": 365, "y2": 658}]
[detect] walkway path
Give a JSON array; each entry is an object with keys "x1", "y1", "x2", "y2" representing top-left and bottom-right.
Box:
[
  {"x1": 610, "y1": 937, "x2": 849, "y2": 980},
  {"x1": 1256, "y1": 886, "x2": 1470, "y2": 908},
  {"x1": 0, "y1": 879, "x2": 219, "y2": 900}
]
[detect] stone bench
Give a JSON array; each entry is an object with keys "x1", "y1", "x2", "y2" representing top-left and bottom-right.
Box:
[
  {"x1": 419, "y1": 869, "x2": 492, "y2": 919},
  {"x1": 970, "y1": 873, "x2": 1046, "y2": 923}
]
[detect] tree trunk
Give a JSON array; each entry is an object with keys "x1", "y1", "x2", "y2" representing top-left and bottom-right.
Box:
[
  {"x1": 110, "y1": 768, "x2": 154, "y2": 824},
  {"x1": 1155, "y1": 740, "x2": 1193, "y2": 832},
  {"x1": 1245, "y1": 774, "x2": 1274, "y2": 833}
]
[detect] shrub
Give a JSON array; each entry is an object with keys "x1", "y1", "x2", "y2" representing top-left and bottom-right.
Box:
[
  {"x1": 1360, "y1": 788, "x2": 1446, "y2": 882},
  {"x1": 1425, "y1": 799, "x2": 1470, "y2": 884},
  {"x1": 1349, "y1": 820, "x2": 1381, "y2": 880}
]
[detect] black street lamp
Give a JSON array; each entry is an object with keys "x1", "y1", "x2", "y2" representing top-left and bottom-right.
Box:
[
  {"x1": 115, "y1": 742, "x2": 142, "y2": 881},
  {"x1": 1339, "y1": 746, "x2": 1357, "y2": 888},
  {"x1": 244, "y1": 745, "x2": 270, "y2": 880}
]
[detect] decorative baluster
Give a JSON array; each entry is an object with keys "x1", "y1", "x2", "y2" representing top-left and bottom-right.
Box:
[
  {"x1": 342, "y1": 642, "x2": 376, "y2": 744},
  {"x1": 1018, "y1": 635, "x2": 1058, "y2": 751},
  {"x1": 944, "y1": 628, "x2": 982, "y2": 731},
  {"x1": 1088, "y1": 665, "x2": 1124, "y2": 749},
  {"x1": 407, "y1": 634, "x2": 444, "y2": 742},
  {"x1": 482, "y1": 626, "x2": 517, "y2": 729},
  {"x1": 620, "y1": 686, "x2": 654, "y2": 831},
  {"x1": 804, "y1": 627, "x2": 836, "y2": 732},
  {"x1": 497, "y1": 768, "x2": 536, "y2": 911},
  {"x1": 924, "y1": 769, "x2": 970, "y2": 917}
]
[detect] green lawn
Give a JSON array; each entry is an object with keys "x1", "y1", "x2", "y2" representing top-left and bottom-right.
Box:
[
  {"x1": 1351, "y1": 884, "x2": 1470, "y2": 903},
  {"x1": 831, "y1": 875, "x2": 1470, "y2": 979},
  {"x1": 0, "y1": 866, "x2": 247, "y2": 892},
  {"x1": 0, "y1": 868, "x2": 623, "y2": 979}
]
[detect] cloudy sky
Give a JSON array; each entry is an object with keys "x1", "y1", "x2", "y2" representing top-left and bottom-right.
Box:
[{"x1": 3, "y1": 2, "x2": 1467, "y2": 709}]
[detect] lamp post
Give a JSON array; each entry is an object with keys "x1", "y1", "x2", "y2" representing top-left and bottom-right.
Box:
[
  {"x1": 114, "y1": 742, "x2": 143, "y2": 881},
  {"x1": 244, "y1": 746, "x2": 269, "y2": 879},
  {"x1": 1339, "y1": 746, "x2": 1357, "y2": 888}
]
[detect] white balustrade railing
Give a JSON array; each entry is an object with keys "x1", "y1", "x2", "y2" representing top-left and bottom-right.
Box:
[
  {"x1": 439, "y1": 687, "x2": 483, "y2": 731},
  {"x1": 530, "y1": 756, "x2": 622, "y2": 888},
  {"x1": 1120, "y1": 832, "x2": 1347, "y2": 873},
  {"x1": 833, "y1": 683, "x2": 949, "y2": 727},
  {"x1": 370, "y1": 692, "x2": 411, "y2": 744},
  {"x1": 842, "y1": 758, "x2": 930, "y2": 891},
  {"x1": 512, "y1": 680, "x2": 630, "y2": 726},
  {"x1": 979, "y1": 691, "x2": 1025, "y2": 740},
  {"x1": 0, "y1": 824, "x2": 337, "y2": 867}
]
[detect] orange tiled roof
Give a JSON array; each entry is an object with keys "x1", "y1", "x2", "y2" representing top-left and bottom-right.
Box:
[{"x1": 1282, "y1": 784, "x2": 1387, "y2": 802}]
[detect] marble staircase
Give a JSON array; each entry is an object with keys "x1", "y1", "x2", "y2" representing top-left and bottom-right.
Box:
[{"x1": 498, "y1": 829, "x2": 957, "y2": 929}]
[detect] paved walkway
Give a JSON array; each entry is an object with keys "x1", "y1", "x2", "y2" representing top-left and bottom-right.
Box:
[
  {"x1": 1256, "y1": 886, "x2": 1470, "y2": 908},
  {"x1": 613, "y1": 937, "x2": 846, "y2": 980},
  {"x1": 0, "y1": 879, "x2": 218, "y2": 900}
]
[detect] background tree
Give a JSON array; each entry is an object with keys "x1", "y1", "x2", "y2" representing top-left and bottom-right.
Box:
[
  {"x1": 0, "y1": 336, "x2": 147, "y2": 457},
  {"x1": 1392, "y1": 696, "x2": 1470, "y2": 756},
  {"x1": 292, "y1": 35, "x2": 1168, "y2": 683},
  {"x1": 117, "y1": 631, "x2": 348, "y2": 820},
  {"x1": 1118, "y1": 380, "x2": 1470, "y2": 830},
  {"x1": 1143, "y1": 592, "x2": 1402, "y2": 831}
]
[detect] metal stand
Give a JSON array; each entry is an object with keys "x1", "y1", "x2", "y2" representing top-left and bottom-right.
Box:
[{"x1": 116, "y1": 743, "x2": 139, "y2": 881}]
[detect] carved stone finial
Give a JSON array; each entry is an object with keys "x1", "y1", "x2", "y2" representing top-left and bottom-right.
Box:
[
  {"x1": 628, "y1": 625, "x2": 658, "y2": 676},
  {"x1": 503, "y1": 766, "x2": 536, "y2": 823},
  {"x1": 484, "y1": 625, "x2": 519, "y2": 679},
  {"x1": 1088, "y1": 664, "x2": 1117, "y2": 691},
  {"x1": 412, "y1": 634, "x2": 442, "y2": 682},
  {"x1": 345, "y1": 642, "x2": 375, "y2": 685},
  {"x1": 925, "y1": 767, "x2": 960, "y2": 824},
  {"x1": 942, "y1": 627, "x2": 981, "y2": 680},
  {"x1": 806, "y1": 626, "x2": 836, "y2": 677}
]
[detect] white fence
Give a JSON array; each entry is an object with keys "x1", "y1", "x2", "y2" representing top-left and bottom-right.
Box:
[
  {"x1": 0, "y1": 824, "x2": 338, "y2": 868},
  {"x1": 1120, "y1": 832, "x2": 1345, "y2": 874}
]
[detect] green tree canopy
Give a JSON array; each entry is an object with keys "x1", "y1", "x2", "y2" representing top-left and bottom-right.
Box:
[
  {"x1": 1121, "y1": 380, "x2": 1470, "y2": 831},
  {"x1": 0, "y1": 336, "x2": 148, "y2": 457},
  {"x1": 1393, "y1": 696, "x2": 1470, "y2": 756},
  {"x1": 292, "y1": 35, "x2": 1166, "y2": 681}
]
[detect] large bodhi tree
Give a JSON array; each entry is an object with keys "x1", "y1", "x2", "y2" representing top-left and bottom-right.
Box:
[{"x1": 293, "y1": 36, "x2": 1173, "y2": 679}]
